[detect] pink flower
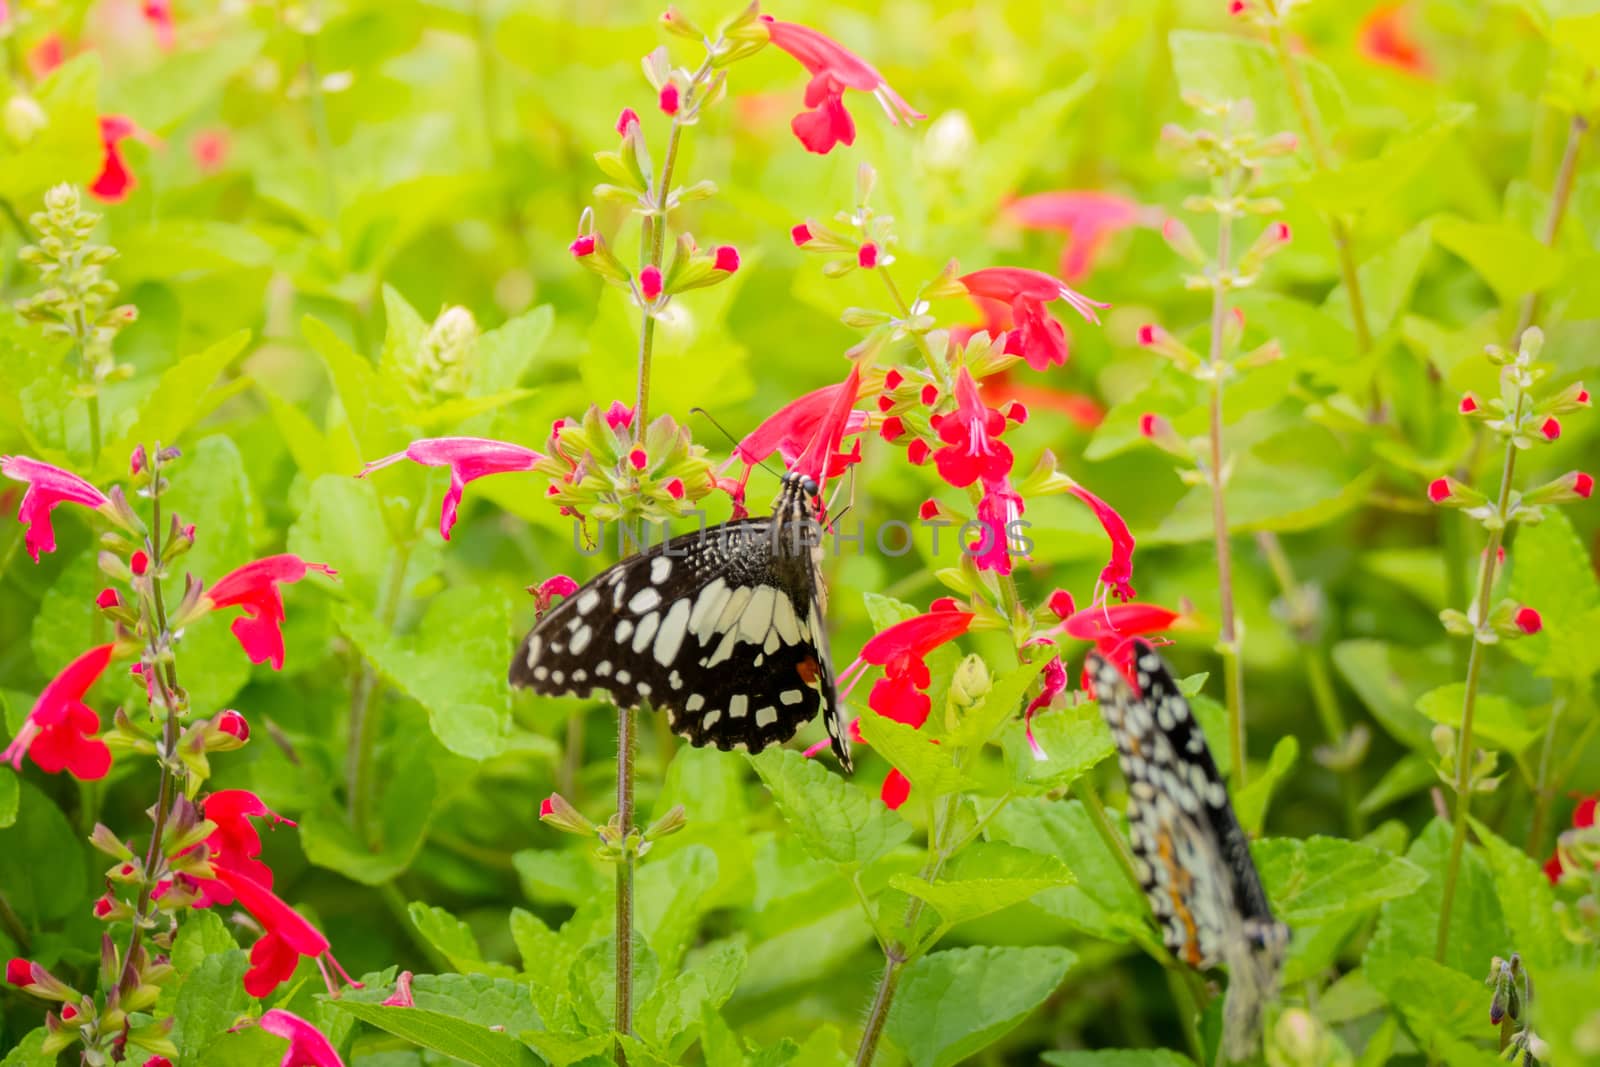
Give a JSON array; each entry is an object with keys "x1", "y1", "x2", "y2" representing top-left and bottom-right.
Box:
[
  {"x1": 259, "y1": 1009, "x2": 346, "y2": 1067},
  {"x1": 960, "y1": 267, "x2": 1109, "y2": 371},
  {"x1": 1067, "y1": 486, "x2": 1137, "y2": 602},
  {"x1": 91, "y1": 116, "x2": 139, "y2": 203},
  {"x1": 627, "y1": 447, "x2": 648, "y2": 471},
  {"x1": 640, "y1": 265, "x2": 664, "y2": 301},
  {"x1": 191, "y1": 129, "x2": 229, "y2": 172},
  {"x1": 971, "y1": 479, "x2": 1026, "y2": 575},
  {"x1": 142, "y1": 0, "x2": 174, "y2": 50},
  {"x1": 2, "y1": 644, "x2": 116, "y2": 780},
  {"x1": 216, "y1": 710, "x2": 250, "y2": 741},
  {"x1": 761, "y1": 15, "x2": 924, "y2": 155},
  {"x1": 659, "y1": 83, "x2": 680, "y2": 116},
  {"x1": 1004, "y1": 191, "x2": 1142, "y2": 281},
  {"x1": 616, "y1": 108, "x2": 640, "y2": 135},
  {"x1": 858, "y1": 242, "x2": 879, "y2": 268},
  {"x1": 1540, "y1": 417, "x2": 1561, "y2": 441},
  {"x1": 570, "y1": 235, "x2": 596, "y2": 257},
  {"x1": 1, "y1": 456, "x2": 114, "y2": 562},
  {"x1": 1514, "y1": 607, "x2": 1543, "y2": 635},
  {"x1": 714, "y1": 245, "x2": 740, "y2": 273},
  {"x1": 930, "y1": 369, "x2": 1013, "y2": 488},
  {"x1": 203, "y1": 555, "x2": 337, "y2": 670},
  {"x1": 361, "y1": 436, "x2": 546, "y2": 541},
  {"x1": 1024, "y1": 657, "x2": 1068, "y2": 759},
  {"x1": 791, "y1": 223, "x2": 813, "y2": 246},
  {"x1": 604, "y1": 401, "x2": 635, "y2": 431},
  {"x1": 1458, "y1": 393, "x2": 1479, "y2": 414},
  {"x1": 381, "y1": 971, "x2": 415, "y2": 1008},
  {"x1": 1359, "y1": 4, "x2": 1433, "y2": 77}
]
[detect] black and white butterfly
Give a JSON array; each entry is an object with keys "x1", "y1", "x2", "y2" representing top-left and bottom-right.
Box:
[
  {"x1": 510, "y1": 471, "x2": 851, "y2": 771},
  {"x1": 1086, "y1": 639, "x2": 1288, "y2": 1062}
]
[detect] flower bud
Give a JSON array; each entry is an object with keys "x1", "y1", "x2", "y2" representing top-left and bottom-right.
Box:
[
  {"x1": 4, "y1": 94, "x2": 48, "y2": 146},
  {"x1": 1161, "y1": 217, "x2": 1207, "y2": 265},
  {"x1": 1047, "y1": 589, "x2": 1076, "y2": 620},
  {"x1": 1427, "y1": 476, "x2": 1485, "y2": 508},
  {"x1": 879, "y1": 415, "x2": 905, "y2": 442},
  {"x1": 130, "y1": 444, "x2": 147, "y2": 476},
  {"x1": 644, "y1": 804, "x2": 688, "y2": 841},
  {"x1": 713, "y1": 245, "x2": 739, "y2": 273},
  {"x1": 638, "y1": 265, "x2": 663, "y2": 302},
  {"x1": 1522, "y1": 470, "x2": 1593, "y2": 505},
  {"x1": 539, "y1": 793, "x2": 596, "y2": 836},
  {"x1": 1514, "y1": 607, "x2": 1542, "y2": 635},
  {"x1": 1538, "y1": 416, "x2": 1560, "y2": 441},
  {"x1": 1459, "y1": 393, "x2": 1480, "y2": 415},
  {"x1": 660, "y1": 7, "x2": 703, "y2": 39},
  {"x1": 658, "y1": 82, "x2": 680, "y2": 116},
  {"x1": 215, "y1": 710, "x2": 250, "y2": 743},
  {"x1": 858, "y1": 242, "x2": 879, "y2": 269}
]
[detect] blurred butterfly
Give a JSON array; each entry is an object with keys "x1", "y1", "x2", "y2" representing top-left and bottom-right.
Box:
[
  {"x1": 1086, "y1": 639, "x2": 1289, "y2": 1062},
  {"x1": 509, "y1": 471, "x2": 851, "y2": 771}
]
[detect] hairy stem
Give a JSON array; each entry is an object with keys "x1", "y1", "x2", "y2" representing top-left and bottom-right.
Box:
[
  {"x1": 1513, "y1": 111, "x2": 1588, "y2": 342},
  {"x1": 1527, "y1": 693, "x2": 1567, "y2": 856},
  {"x1": 615, "y1": 705, "x2": 636, "y2": 1055},
  {"x1": 1435, "y1": 393, "x2": 1523, "y2": 963},
  {"x1": 1207, "y1": 175, "x2": 1247, "y2": 792},
  {"x1": 1266, "y1": 22, "x2": 1373, "y2": 355}
]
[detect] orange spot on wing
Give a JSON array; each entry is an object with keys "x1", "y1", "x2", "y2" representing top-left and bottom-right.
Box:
[
  {"x1": 796, "y1": 656, "x2": 819, "y2": 685},
  {"x1": 1157, "y1": 830, "x2": 1204, "y2": 967}
]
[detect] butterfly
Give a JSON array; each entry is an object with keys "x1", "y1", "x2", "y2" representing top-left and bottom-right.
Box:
[
  {"x1": 1086, "y1": 639, "x2": 1289, "y2": 1062},
  {"x1": 509, "y1": 471, "x2": 852, "y2": 771}
]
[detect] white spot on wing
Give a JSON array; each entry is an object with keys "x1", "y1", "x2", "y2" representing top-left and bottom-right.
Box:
[
  {"x1": 576, "y1": 589, "x2": 601, "y2": 615},
  {"x1": 632, "y1": 611, "x2": 660, "y2": 653},
  {"x1": 650, "y1": 556, "x2": 672, "y2": 584},
  {"x1": 629, "y1": 587, "x2": 661, "y2": 614},
  {"x1": 780, "y1": 689, "x2": 803, "y2": 706},
  {"x1": 756, "y1": 706, "x2": 778, "y2": 728},
  {"x1": 653, "y1": 598, "x2": 691, "y2": 666},
  {"x1": 729, "y1": 694, "x2": 748, "y2": 719}
]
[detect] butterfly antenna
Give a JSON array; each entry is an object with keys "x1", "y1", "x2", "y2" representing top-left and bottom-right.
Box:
[{"x1": 690, "y1": 407, "x2": 781, "y2": 481}]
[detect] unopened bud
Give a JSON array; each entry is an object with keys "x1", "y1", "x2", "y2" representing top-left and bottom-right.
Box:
[
  {"x1": 644, "y1": 804, "x2": 688, "y2": 841},
  {"x1": 4, "y1": 94, "x2": 48, "y2": 146},
  {"x1": 1161, "y1": 217, "x2": 1207, "y2": 265},
  {"x1": 538, "y1": 793, "x2": 595, "y2": 836}
]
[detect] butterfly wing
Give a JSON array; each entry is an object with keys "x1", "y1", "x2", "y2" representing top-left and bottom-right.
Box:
[{"x1": 510, "y1": 516, "x2": 850, "y2": 770}]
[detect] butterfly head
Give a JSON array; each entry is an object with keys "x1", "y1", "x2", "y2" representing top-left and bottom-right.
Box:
[{"x1": 780, "y1": 470, "x2": 820, "y2": 498}]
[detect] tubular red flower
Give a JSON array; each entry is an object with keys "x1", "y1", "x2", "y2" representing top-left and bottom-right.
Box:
[
  {"x1": 142, "y1": 0, "x2": 174, "y2": 49},
  {"x1": 211, "y1": 868, "x2": 360, "y2": 1000},
  {"x1": 761, "y1": 15, "x2": 924, "y2": 155},
  {"x1": 1024, "y1": 657, "x2": 1068, "y2": 760},
  {"x1": 932, "y1": 369, "x2": 1013, "y2": 489},
  {"x1": 1067, "y1": 486, "x2": 1136, "y2": 602},
  {"x1": 360, "y1": 436, "x2": 546, "y2": 541},
  {"x1": 970, "y1": 479, "x2": 1025, "y2": 575},
  {"x1": 533, "y1": 575, "x2": 578, "y2": 614},
  {"x1": 639, "y1": 265, "x2": 664, "y2": 301},
  {"x1": 858, "y1": 242, "x2": 878, "y2": 268},
  {"x1": 880, "y1": 768, "x2": 912, "y2": 810},
  {"x1": 658, "y1": 83, "x2": 680, "y2": 116},
  {"x1": 1064, "y1": 602, "x2": 1179, "y2": 644},
  {"x1": 1, "y1": 456, "x2": 113, "y2": 562},
  {"x1": 1359, "y1": 3, "x2": 1433, "y2": 76},
  {"x1": 203, "y1": 555, "x2": 337, "y2": 670},
  {"x1": 959, "y1": 267, "x2": 1108, "y2": 372},
  {"x1": 1514, "y1": 607, "x2": 1543, "y2": 635},
  {"x1": 786, "y1": 365, "x2": 864, "y2": 492},
  {"x1": 259, "y1": 1009, "x2": 346, "y2": 1067},
  {"x1": 714, "y1": 245, "x2": 740, "y2": 272},
  {"x1": 199, "y1": 790, "x2": 294, "y2": 898},
  {"x1": 1004, "y1": 190, "x2": 1142, "y2": 281},
  {"x1": 2, "y1": 644, "x2": 116, "y2": 780},
  {"x1": 791, "y1": 223, "x2": 813, "y2": 246},
  {"x1": 90, "y1": 116, "x2": 139, "y2": 203}
]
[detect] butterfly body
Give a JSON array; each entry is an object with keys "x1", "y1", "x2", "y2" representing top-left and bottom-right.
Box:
[
  {"x1": 510, "y1": 472, "x2": 851, "y2": 771},
  {"x1": 1087, "y1": 640, "x2": 1287, "y2": 1061}
]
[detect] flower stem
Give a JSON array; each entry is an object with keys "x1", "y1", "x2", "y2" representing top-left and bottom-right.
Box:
[
  {"x1": 1513, "y1": 111, "x2": 1588, "y2": 343},
  {"x1": 615, "y1": 704, "x2": 636, "y2": 1057},
  {"x1": 1526, "y1": 691, "x2": 1567, "y2": 856},
  {"x1": 302, "y1": 15, "x2": 342, "y2": 247},
  {"x1": 1266, "y1": 22, "x2": 1373, "y2": 356},
  {"x1": 347, "y1": 541, "x2": 413, "y2": 832},
  {"x1": 1435, "y1": 394, "x2": 1522, "y2": 964},
  {"x1": 1206, "y1": 174, "x2": 1247, "y2": 792}
]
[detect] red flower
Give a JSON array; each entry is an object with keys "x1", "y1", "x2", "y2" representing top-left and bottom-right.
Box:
[
  {"x1": 532, "y1": 575, "x2": 578, "y2": 615},
  {"x1": 381, "y1": 971, "x2": 415, "y2": 1008},
  {"x1": 191, "y1": 129, "x2": 229, "y2": 173},
  {"x1": 570, "y1": 235, "x2": 596, "y2": 257},
  {"x1": 616, "y1": 108, "x2": 640, "y2": 135},
  {"x1": 1, "y1": 456, "x2": 114, "y2": 562},
  {"x1": 931, "y1": 369, "x2": 1013, "y2": 489},
  {"x1": 959, "y1": 267, "x2": 1109, "y2": 371},
  {"x1": 858, "y1": 242, "x2": 879, "y2": 268},
  {"x1": 197, "y1": 789, "x2": 294, "y2": 900},
  {"x1": 142, "y1": 0, "x2": 174, "y2": 50},
  {"x1": 659, "y1": 83, "x2": 681, "y2": 116},
  {"x1": 714, "y1": 245, "x2": 740, "y2": 273},
  {"x1": 1065, "y1": 602, "x2": 1180, "y2": 682},
  {"x1": 1545, "y1": 795, "x2": 1598, "y2": 884},
  {"x1": 216, "y1": 710, "x2": 250, "y2": 741},
  {"x1": 738, "y1": 365, "x2": 868, "y2": 496},
  {"x1": 361, "y1": 436, "x2": 546, "y2": 541},
  {"x1": 2, "y1": 644, "x2": 115, "y2": 780},
  {"x1": 90, "y1": 116, "x2": 139, "y2": 203},
  {"x1": 1540, "y1": 416, "x2": 1561, "y2": 441},
  {"x1": 203, "y1": 556, "x2": 337, "y2": 670},
  {"x1": 259, "y1": 1009, "x2": 346, "y2": 1067},
  {"x1": 842, "y1": 608, "x2": 976, "y2": 729},
  {"x1": 1024, "y1": 657, "x2": 1068, "y2": 759},
  {"x1": 6, "y1": 959, "x2": 33, "y2": 986},
  {"x1": 1514, "y1": 607, "x2": 1543, "y2": 635},
  {"x1": 1359, "y1": 4, "x2": 1433, "y2": 77},
  {"x1": 1047, "y1": 589, "x2": 1077, "y2": 620},
  {"x1": 1068, "y1": 486, "x2": 1137, "y2": 602},
  {"x1": 791, "y1": 223, "x2": 813, "y2": 246},
  {"x1": 605, "y1": 401, "x2": 635, "y2": 431},
  {"x1": 212, "y1": 868, "x2": 357, "y2": 999},
  {"x1": 640, "y1": 265, "x2": 663, "y2": 301},
  {"x1": 881, "y1": 768, "x2": 912, "y2": 809},
  {"x1": 1004, "y1": 191, "x2": 1143, "y2": 281},
  {"x1": 984, "y1": 369, "x2": 1104, "y2": 432},
  {"x1": 971, "y1": 479, "x2": 1026, "y2": 575},
  {"x1": 761, "y1": 15, "x2": 924, "y2": 155}
]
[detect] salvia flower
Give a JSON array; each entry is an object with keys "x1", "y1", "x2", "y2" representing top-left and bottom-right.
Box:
[
  {"x1": 197, "y1": 789, "x2": 294, "y2": 898},
  {"x1": 1, "y1": 456, "x2": 117, "y2": 562},
  {"x1": 1065, "y1": 601, "x2": 1181, "y2": 683},
  {"x1": 360, "y1": 436, "x2": 546, "y2": 541},
  {"x1": 931, "y1": 368, "x2": 1013, "y2": 488},
  {"x1": 1003, "y1": 190, "x2": 1143, "y2": 281},
  {"x1": 761, "y1": 15, "x2": 924, "y2": 155},
  {"x1": 840, "y1": 608, "x2": 976, "y2": 729},
  {"x1": 381, "y1": 971, "x2": 416, "y2": 1008},
  {"x1": 142, "y1": 0, "x2": 175, "y2": 49},
  {"x1": 971, "y1": 479, "x2": 1026, "y2": 576},
  {"x1": 1023, "y1": 656, "x2": 1068, "y2": 760},
  {"x1": 258, "y1": 1009, "x2": 346, "y2": 1067},
  {"x1": 1545, "y1": 795, "x2": 1597, "y2": 883},
  {"x1": 90, "y1": 116, "x2": 140, "y2": 203},
  {"x1": 202, "y1": 555, "x2": 337, "y2": 670},
  {"x1": 213, "y1": 868, "x2": 357, "y2": 999},
  {"x1": 2, "y1": 644, "x2": 116, "y2": 780},
  {"x1": 960, "y1": 267, "x2": 1109, "y2": 371},
  {"x1": 1359, "y1": 3, "x2": 1434, "y2": 77},
  {"x1": 1068, "y1": 486, "x2": 1137, "y2": 602}
]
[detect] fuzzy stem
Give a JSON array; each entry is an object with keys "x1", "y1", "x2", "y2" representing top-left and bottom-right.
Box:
[
  {"x1": 1207, "y1": 173, "x2": 1247, "y2": 791},
  {"x1": 1513, "y1": 112, "x2": 1588, "y2": 342},
  {"x1": 1527, "y1": 692, "x2": 1566, "y2": 856},
  {"x1": 1266, "y1": 22, "x2": 1373, "y2": 355},
  {"x1": 615, "y1": 705, "x2": 637, "y2": 1056},
  {"x1": 1435, "y1": 393, "x2": 1523, "y2": 964}
]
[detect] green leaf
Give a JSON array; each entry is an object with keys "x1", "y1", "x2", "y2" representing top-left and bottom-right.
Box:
[
  {"x1": 302, "y1": 314, "x2": 413, "y2": 459},
  {"x1": 1000, "y1": 700, "x2": 1116, "y2": 794},
  {"x1": 330, "y1": 1001, "x2": 541, "y2": 1067},
  {"x1": 0, "y1": 1030, "x2": 54, "y2": 1067},
  {"x1": 298, "y1": 724, "x2": 436, "y2": 884},
  {"x1": 0, "y1": 56, "x2": 102, "y2": 203},
  {"x1": 1043, "y1": 1052, "x2": 1196, "y2": 1067},
  {"x1": 1415, "y1": 684, "x2": 1543, "y2": 753},
  {"x1": 102, "y1": 331, "x2": 251, "y2": 478},
  {"x1": 340, "y1": 585, "x2": 512, "y2": 759},
  {"x1": 749, "y1": 747, "x2": 912, "y2": 868},
  {"x1": 408, "y1": 903, "x2": 512, "y2": 975},
  {"x1": 890, "y1": 842, "x2": 1074, "y2": 929},
  {"x1": 1508, "y1": 508, "x2": 1600, "y2": 680},
  {"x1": 1366, "y1": 819, "x2": 1506, "y2": 982},
  {"x1": 1253, "y1": 835, "x2": 1427, "y2": 926},
  {"x1": 635, "y1": 843, "x2": 721, "y2": 968},
  {"x1": 1234, "y1": 735, "x2": 1297, "y2": 836},
  {"x1": 1432, "y1": 215, "x2": 1565, "y2": 302},
  {"x1": 1535, "y1": 964, "x2": 1600, "y2": 1067},
  {"x1": 172, "y1": 950, "x2": 251, "y2": 1065},
  {"x1": 570, "y1": 931, "x2": 659, "y2": 1033},
  {"x1": 1359, "y1": 753, "x2": 1437, "y2": 816},
  {"x1": 0, "y1": 781, "x2": 89, "y2": 923},
  {"x1": 988, "y1": 798, "x2": 1146, "y2": 942},
  {"x1": 473, "y1": 305, "x2": 555, "y2": 396},
  {"x1": 1169, "y1": 30, "x2": 1345, "y2": 141},
  {"x1": 1472, "y1": 819, "x2": 1571, "y2": 971},
  {"x1": 512, "y1": 848, "x2": 607, "y2": 907},
  {"x1": 110, "y1": 32, "x2": 265, "y2": 131},
  {"x1": 636, "y1": 939, "x2": 747, "y2": 1056},
  {"x1": 0, "y1": 767, "x2": 16, "y2": 829},
  {"x1": 1331, "y1": 639, "x2": 1445, "y2": 750},
  {"x1": 1323, "y1": 224, "x2": 1432, "y2": 338},
  {"x1": 948, "y1": 654, "x2": 1049, "y2": 749},
  {"x1": 855, "y1": 713, "x2": 979, "y2": 797},
  {"x1": 883, "y1": 945, "x2": 1076, "y2": 1067},
  {"x1": 1300, "y1": 105, "x2": 1472, "y2": 215}
]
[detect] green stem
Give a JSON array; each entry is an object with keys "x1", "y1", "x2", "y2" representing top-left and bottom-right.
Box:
[
  {"x1": 1435, "y1": 395, "x2": 1523, "y2": 964},
  {"x1": 615, "y1": 705, "x2": 636, "y2": 1057},
  {"x1": 347, "y1": 543, "x2": 413, "y2": 832},
  {"x1": 1266, "y1": 22, "x2": 1373, "y2": 356},
  {"x1": 1513, "y1": 110, "x2": 1588, "y2": 343},
  {"x1": 1526, "y1": 693, "x2": 1566, "y2": 856},
  {"x1": 302, "y1": 19, "x2": 342, "y2": 246},
  {"x1": 1206, "y1": 173, "x2": 1246, "y2": 792}
]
